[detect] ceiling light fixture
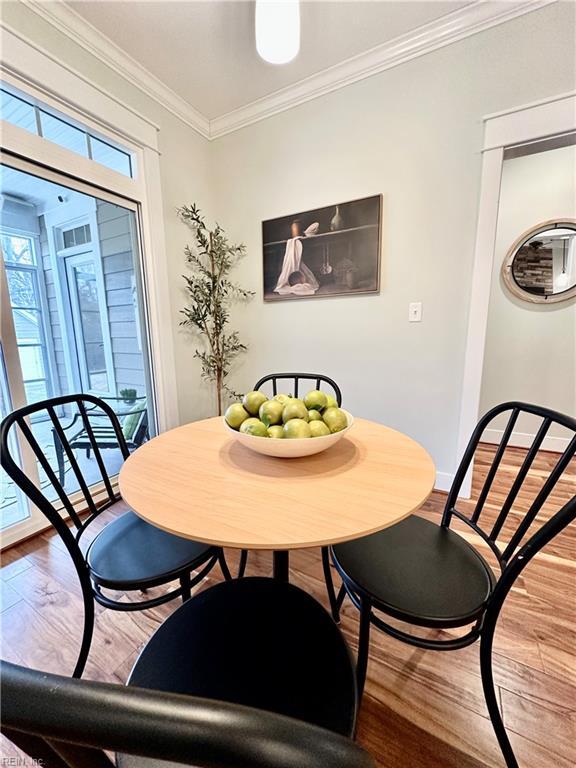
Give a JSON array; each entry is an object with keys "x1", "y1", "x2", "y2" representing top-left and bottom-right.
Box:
[{"x1": 255, "y1": 0, "x2": 300, "y2": 65}]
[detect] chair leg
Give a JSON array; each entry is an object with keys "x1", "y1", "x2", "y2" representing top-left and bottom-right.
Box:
[
  {"x1": 321, "y1": 546, "x2": 340, "y2": 622},
  {"x1": 218, "y1": 551, "x2": 233, "y2": 581},
  {"x1": 73, "y1": 590, "x2": 94, "y2": 679},
  {"x1": 238, "y1": 549, "x2": 248, "y2": 578},
  {"x1": 356, "y1": 596, "x2": 372, "y2": 700},
  {"x1": 480, "y1": 631, "x2": 519, "y2": 768},
  {"x1": 336, "y1": 584, "x2": 347, "y2": 612},
  {"x1": 180, "y1": 572, "x2": 192, "y2": 602}
]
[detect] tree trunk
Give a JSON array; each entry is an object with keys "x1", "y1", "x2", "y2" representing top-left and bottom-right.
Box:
[{"x1": 216, "y1": 369, "x2": 223, "y2": 416}]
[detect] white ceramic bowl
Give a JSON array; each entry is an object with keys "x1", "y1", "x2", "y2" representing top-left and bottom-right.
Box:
[{"x1": 224, "y1": 409, "x2": 354, "y2": 458}]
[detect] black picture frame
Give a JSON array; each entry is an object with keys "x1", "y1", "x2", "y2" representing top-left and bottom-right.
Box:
[{"x1": 262, "y1": 194, "x2": 382, "y2": 301}]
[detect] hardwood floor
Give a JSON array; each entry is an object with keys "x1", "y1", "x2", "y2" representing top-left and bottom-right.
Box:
[{"x1": 1, "y1": 444, "x2": 574, "y2": 767}]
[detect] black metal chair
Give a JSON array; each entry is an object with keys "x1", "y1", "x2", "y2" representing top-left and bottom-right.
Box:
[
  {"x1": 0, "y1": 394, "x2": 232, "y2": 680},
  {"x1": 54, "y1": 395, "x2": 149, "y2": 485},
  {"x1": 1, "y1": 578, "x2": 374, "y2": 768},
  {"x1": 244, "y1": 373, "x2": 343, "y2": 610},
  {"x1": 326, "y1": 401, "x2": 576, "y2": 768}
]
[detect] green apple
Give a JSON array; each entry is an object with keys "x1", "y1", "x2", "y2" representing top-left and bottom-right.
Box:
[
  {"x1": 309, "y1": 420, "x2": 331, "y2": 438},
  {"x1": 239, "y1": 418, "x2": 268, "y2": 437},
  {"x1": 322, "y1": 407, "x2": 348, "y2": 433},
  {"x1": 307, "y1": 409, "x2": 322, "y2": 421},
  {"x1": 304, "y1": 390, "x2": 328, "y2": 411},
  {"x1": 267, "y1": 425, "x2": 284, "y2": 439},
  {"x1": 259, "y1": 399, "x2": 284, "y2": 426},
  {"x1": 224, "y1": 403, "x2": 250, "y2": 430},
  {"x1": 324, "y1": 393, "x2": 339, "y2": 409},
  {"x1": 274, "y1": 393, "x2": 291, "y2": 406},
  {"x1": 283, "y1": 419, "x2": 312, "y2": 438},
  {"x1": 242, "y1": 390, "x2": 268, "y2": 416},
  {"x1": 282, "y1": 398, "x2": 309, "y2": 423}
]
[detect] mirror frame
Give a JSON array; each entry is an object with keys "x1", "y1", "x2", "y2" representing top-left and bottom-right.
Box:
[{"x1": 501, "y1": 218, "x2": 576, "y2": 304}]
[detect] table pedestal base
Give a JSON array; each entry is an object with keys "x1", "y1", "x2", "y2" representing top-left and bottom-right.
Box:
[{"x1": 272, "y1": 551, "x2": 289, "y2": 581}]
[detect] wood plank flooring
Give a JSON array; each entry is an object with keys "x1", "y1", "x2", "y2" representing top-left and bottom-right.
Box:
[{"x1": 1, "y1": 444, "x2": 574, "y2": 766}]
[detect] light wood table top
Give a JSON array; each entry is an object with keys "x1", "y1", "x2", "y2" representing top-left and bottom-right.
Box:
[{"x1": 119, "y1": 416, "x2": 436, "y2": 551}]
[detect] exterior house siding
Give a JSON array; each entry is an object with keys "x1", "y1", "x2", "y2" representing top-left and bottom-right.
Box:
[{"x1": 96, "y1": 200, "x2": 145, "y2": 397}]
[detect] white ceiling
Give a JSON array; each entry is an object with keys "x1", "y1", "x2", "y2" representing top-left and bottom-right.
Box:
[
  {"x1": 66, "y1": 1, "x2": 471, "y2": 119},
  {"x1": 1, "y1": 165, "x2": 85, "y2": 213}
]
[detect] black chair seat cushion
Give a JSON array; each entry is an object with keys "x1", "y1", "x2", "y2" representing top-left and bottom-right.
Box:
[
  {"x1": 332, "y1": 516, "x2": 496, "y2": 628},
  {"x1": 126, "y1": 578, "x2": 357, "y2": 738},
  {"x1": 86, "y1": 511, "x2": 214, "y2": 589}
]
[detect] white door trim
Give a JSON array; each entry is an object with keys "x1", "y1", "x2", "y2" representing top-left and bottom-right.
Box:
[{"x1": 456, "y1": 91, "x2": 576, "y2": 497}]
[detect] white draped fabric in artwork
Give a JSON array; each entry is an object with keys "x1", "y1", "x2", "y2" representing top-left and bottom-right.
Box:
[{"x1": 274, "y1": 223, "x2": 320, "y2": 296}]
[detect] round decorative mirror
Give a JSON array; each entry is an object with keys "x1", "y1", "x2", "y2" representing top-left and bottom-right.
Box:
[{"x1": 502, "y1": 220, "x2": 576, "y2": 304}]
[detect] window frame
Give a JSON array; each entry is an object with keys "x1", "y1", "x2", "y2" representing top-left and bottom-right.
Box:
[
  {"x1": 1, "y1": 42, "x2": 178, "y2": 435},
  {"x1": 1, "y1": 33, "x2": 179, "y2": 546},
  {"x1": 2, "y1": 84, "x2": 135, "y2": 178},
  {"x1": 1, "y1": 227, "x2": 58, "y2": 411}
]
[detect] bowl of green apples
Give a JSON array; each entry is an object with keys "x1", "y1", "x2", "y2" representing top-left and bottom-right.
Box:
[{"x1": 224, "y1": 389, "x2": 353, "y2": 458}]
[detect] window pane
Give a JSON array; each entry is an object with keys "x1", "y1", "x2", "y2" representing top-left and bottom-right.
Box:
[
  {"x1": 6, "y1": 268, "x2": 36, "y2": 308},
  {"x1": 40, "y1": 111, "x2": 89, "y2": 157},
  {"x1": 90, "y1": 137, "x2": 132, "y2": 177},
  {"x1": 71, "y1": 262, "x2": 109, "y2": 392},
  {"x1": 1, "y1": 234, "x2": 35, "y2": 265},
  {"x1": 4, "y1": 261, "x2": 51, "y2": 410},
  {"x1": 18, "y1": 345, "x2": 47, "y2": 381},
  {"x1": 1, "y1": 89, "x2": 37, "y2": 134},
  {"x1": 12, "y1": 310, "x2": 43, "y2": 345},
  {"x1": 23, "y1": 379, "x2": 48, "y2": 405},
  {"x1": 63, "y1": 224, "x2": 91, "y2": 249}
]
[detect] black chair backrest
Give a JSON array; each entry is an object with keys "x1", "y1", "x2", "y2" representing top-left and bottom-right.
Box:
[
  {"x1": 0, "y1": 661, "x2": 375, "y2": 768},
  {"x1": 1, "y1": 394, "x2": 130, "y2": 626},
  {"x1": 253, "y1": 373, "x2": 342, "y2": 405},
  {"x1": 443, "y1": 402, "x2": 576, "y2": 570},
  {"x1": 1, "y1": 394, "x2": 129, "y2": 538}
]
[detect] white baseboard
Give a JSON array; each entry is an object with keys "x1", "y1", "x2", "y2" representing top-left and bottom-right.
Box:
[
  {"x1": 483, "y1": 428, "x2": 569, "y2": 453},
  {"x1": 435, "y1": 471, "x2": 454, "y2": 493}
]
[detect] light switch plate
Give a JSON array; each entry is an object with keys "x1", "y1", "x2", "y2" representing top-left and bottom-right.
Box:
[{"x1": 409, "y1": 302, "x2": 422, "y2": 322}]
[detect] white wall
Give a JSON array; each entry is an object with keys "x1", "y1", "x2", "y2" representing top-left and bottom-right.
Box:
[
  {"x1": 1, "y1": 1, "x2": 215, "y2": 425},
  {"x1": 210, "y1": 2, "x2": 576, "y2": 484},
  {"x1": 2, "y1": 2, "x2": 575, "y2": 483},
  {"x1": 480, "y1": 144, "x2": 576, "y2": 448}
]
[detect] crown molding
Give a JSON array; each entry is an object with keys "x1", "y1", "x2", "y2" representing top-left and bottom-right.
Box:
[
  {"x1": 19, "y1": 0, "x2": 210, "y2": 139},
  {"x1": 210, "y1": 0, "x2": 556, "y2": 138},
  {"x1": 16, "y1": 0, "x2": 556, "y2": 141}
]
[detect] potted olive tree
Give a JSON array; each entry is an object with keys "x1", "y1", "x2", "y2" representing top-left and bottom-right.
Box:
[{"x1": 179, "y1": 204, "x2": 254, "y2": 416}]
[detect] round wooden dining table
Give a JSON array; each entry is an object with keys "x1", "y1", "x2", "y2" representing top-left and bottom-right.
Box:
[{"x1": 119, "y1": 416, "x2": 436, "y2": 581}]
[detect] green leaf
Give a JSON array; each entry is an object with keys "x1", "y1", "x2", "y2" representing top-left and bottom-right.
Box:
[{"x1": 180, "y1": 202, "x2": 254, "y2": 413}]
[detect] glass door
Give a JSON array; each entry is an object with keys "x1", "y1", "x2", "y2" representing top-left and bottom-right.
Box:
[
  {"x1": 0, "y1": 343, "x2": 31, "y2": 528},
  {"x1": 0, "y1": 251, "x2": 45, "y2": 541},
  {"x1": 0, "y1": 159, "x2": 156, "y2": 546},
  {"x1": 65, "y1": 255, "x2": 113, "y2": 394}
]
